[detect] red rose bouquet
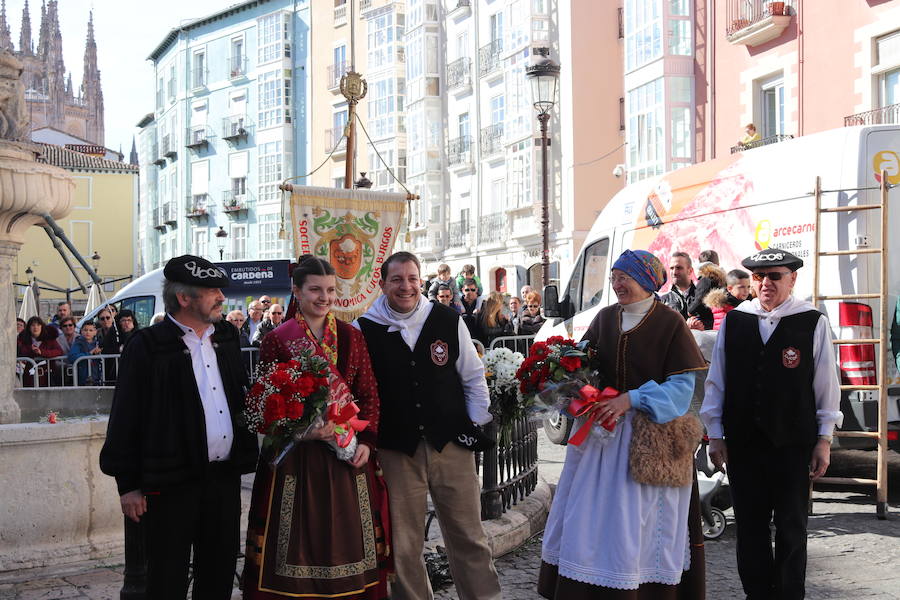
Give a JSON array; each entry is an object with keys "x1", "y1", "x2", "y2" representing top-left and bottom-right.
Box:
[
  {"x1": 243, "y1": 350, "x2": 335, "y2": 464},
  {"x1": 516, "y1": 336, "x2": 620, "y2": 445}
]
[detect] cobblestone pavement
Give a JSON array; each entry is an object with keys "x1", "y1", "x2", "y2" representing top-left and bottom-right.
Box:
[{"x1": 2, "y1": 436, "x2": 899, "y2": 599}]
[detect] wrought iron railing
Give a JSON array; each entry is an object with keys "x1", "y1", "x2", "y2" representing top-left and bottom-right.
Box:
[
  {"x1": 222, "y1": 115, "x2": 252, "y2": 141},
  {"x1": 447, "y1": 135, "x2": 472, "y2": 166},
  {"x1": 230, "y1": 55, "x2": 248, "y2": 79},
  {"x1": 448, "y1": 219, "x2": 469, "y2": 247},
  {"x1": 326, "y1": 127, "x2": 348, "y2": 152},
  {"x1": 730, "y1": 133, "x2": 793, "y2": 154},
  {"x1": 477, "y1": 335, "x2": 539, "y2": 518},
  {"x1": 186, "y1": 125, "x2": 212, "y2": 149},
  {"x1": 478, "y1": 39, "x2": 503, "y2": 77},
  {"x1": 844, "y1": 103, "x2": 900, "y2": 127},
  {"x1": 222, "y1": 190, "x2": 255, "y2": 214},
  {"x1": 726, "y1": 0, "x2": 791, "y2": 36},
  {"x1": 186, "y1": 194, "x2": 208, "y2": 218},
  {"x1": 447, "y1": 57, "x2": 472, "y2": 90},
  {"x1": 328, "y1": 61, "x2": 348, "y2": 90},
  {"x1": 480, "y1": 122, "x2": 504, "y2": 156},
  {"x1": 161, "y1": 202, "x2": 177, "y2": 225},
  {"x1": 478, "y1": 212, "x2": 506, "y2": 244}
]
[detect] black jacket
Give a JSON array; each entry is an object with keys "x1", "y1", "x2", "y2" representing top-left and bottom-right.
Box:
[{"x1": 99, "y1": 317, "x2": 259, "y2": 495}]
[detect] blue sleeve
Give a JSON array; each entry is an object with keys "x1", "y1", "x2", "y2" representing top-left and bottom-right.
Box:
[
  {"x1": 628, "y1": 373, "x2": 696, "y2": 424},
  {"x1": 68, "y1": 341, "x2": 85, "y2": 362}
]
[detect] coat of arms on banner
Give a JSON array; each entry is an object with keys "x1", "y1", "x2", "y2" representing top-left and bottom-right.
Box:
[{"x1": 290, "y1": 186, "x2": 407, "y2": 321}]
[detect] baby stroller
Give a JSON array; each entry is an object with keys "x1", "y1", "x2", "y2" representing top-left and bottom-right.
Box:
[{"x1": 696, "y1": 438, "x2": 732, "y2": 540}]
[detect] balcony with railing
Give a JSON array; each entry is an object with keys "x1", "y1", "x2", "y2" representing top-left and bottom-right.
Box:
[
  {"x1": 325, "y1": 127, "x2": 348, "y2": 154},
  {"x1": 185, "y1": 125, "x2": 213, "y2": 150},
  {"x1": 845, "y1": 104, "x2": 900, "y2": 127},
  {"x1": 151, "y1": 143, "x2": 165, "y2": 166},
  {"x1": 222, "y1": 190, "x2": 255, "y2": 215},
  {"x1": 152, "y1": 206, "x2": 167, "y2": 230},
  {"x1": 480, "y1": 123, "x2": 504, "y2": 157},
  {"x1": 447, "y1": 135, "x2": 473, "y2": 168},
  {"x1": 186, "y1": 194, "x2": 209, "y2": 219},
  {"x1": 478, "y1": 39, "x2": 503, "y2": 78},
  {"x1": 230, "y1": 55, "x2": 248, "y2": 79},
  {"x1": 334, "y1": 3, "x2": 347, "y2": 26},
  {"x1": 161, "y1": 134, "x2": 177, "y2": 159},
  {"x1": 191, "y1": 68, "x2": 209, "y2": 91},
  {"x1": 447, "y1": 57, "x2": 472, "y2": 92},
  {"x1": 726, "y1": 0, "x2": 792, "y2": 46},
  {"x1": 162, "y1": 202, "x2": 178, "y2": 226},
  {"x1": 328, "y1": 61, "x2": 349, "y2": 91},
  {"x1": 222, "y1": 115, "x2": 253, "y2": 142},
  {"x1": 448, "y1": 220, "x2": 470, "y2": 248},
  {"x1": 478, "y1": 212, "x2": 506, "y2": 244},
  {"x1": 730, "y1": 134, "x2": 793, "y2": 154}
]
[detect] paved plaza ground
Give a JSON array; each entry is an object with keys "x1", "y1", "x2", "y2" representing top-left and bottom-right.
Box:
[{"x1": 2, "y1": 432, "x2": 899, "y2": 599}]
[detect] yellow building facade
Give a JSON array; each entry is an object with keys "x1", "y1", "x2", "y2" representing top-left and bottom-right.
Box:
[{"x1": 16, "y1": 145, "x2": 139, "y2": 317}]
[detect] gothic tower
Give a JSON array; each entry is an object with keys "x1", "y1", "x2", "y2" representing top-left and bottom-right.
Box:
[
  {"x1": 81, "y1": 11, "x2": 104, "y2": 145},
  {"x1": 19, "y1": 0, "x2": 32, "y2": 55},
  {"x1": 0, "y1": 0, "x2": 12, "y2": 51}
]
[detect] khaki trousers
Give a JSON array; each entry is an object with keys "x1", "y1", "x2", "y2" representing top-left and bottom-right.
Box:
[{"x1": 379, "y1": 441, "x2": 502, "y2": 600}]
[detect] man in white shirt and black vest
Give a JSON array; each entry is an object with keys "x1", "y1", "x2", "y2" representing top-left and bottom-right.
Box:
[
  {"x1": 701, "y1": 248, "x2": 842, "y2": 600},
  {"x1": 355, "y1": 251, "x2": 502, "y2": 600},
  {"x1": 100, "y1": 255, "x2": 259, "y2": 599}
]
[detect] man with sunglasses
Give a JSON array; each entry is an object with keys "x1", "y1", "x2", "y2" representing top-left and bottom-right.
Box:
[
  {"x1": 251, "y1": 302, "x2": 284, "y2": 347},
  {"x1": 700, "y1": 248, "x2": 842, "y2": 600}
]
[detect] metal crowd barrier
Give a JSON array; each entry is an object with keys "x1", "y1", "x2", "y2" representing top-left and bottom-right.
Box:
[
  {"x1": 14, "y1": 348, "x2": 261, "y2": 389},
  {"x1": 489, "y1": 334, "x2": 537, "y2": 356}
]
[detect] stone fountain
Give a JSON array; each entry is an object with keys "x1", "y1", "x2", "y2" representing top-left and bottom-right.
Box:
[{"x1": 0, "y1": 50, "x2": 74, "y2": 424}]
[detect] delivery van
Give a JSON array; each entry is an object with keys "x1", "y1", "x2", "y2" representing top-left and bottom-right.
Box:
[
  {"x1": 78, "y1": 259, "x2": 293, "y2": 328},
  {"x1": 537, "y1": 125, "x2": 900, "y2": 448}
]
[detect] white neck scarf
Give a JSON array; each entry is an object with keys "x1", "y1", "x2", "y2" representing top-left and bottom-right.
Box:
[{"x1": 360, "y1": 295, "x2": 434, "y2": 351}]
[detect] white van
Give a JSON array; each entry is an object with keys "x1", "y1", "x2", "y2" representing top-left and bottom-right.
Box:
[
  {"x1": 538, "y1": 125, "x2": 900, "y2": 448},
  {"x1": 78, "y1": 259, "x2": 293, "y2": 328}
]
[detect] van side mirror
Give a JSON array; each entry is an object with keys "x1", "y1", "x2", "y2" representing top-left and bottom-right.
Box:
[{"x1": 543, "y1": 285, "x2": 562, "y2": 318}]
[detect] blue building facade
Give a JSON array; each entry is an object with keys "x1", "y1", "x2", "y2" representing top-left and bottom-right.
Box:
[{"x1": 137, "y1": 0, "x2": 310, "y2": 271}]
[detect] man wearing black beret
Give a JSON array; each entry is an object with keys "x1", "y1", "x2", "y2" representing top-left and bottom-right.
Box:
[
  {"x1": 100, "y1": 255, "x2": 258, "y2": 599},
  {"x1": 700, "y1": 248, "x2": 842, "y2": 599}
]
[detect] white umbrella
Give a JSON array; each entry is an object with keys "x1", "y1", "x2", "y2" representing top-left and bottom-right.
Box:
[
  {"x1": 83, "y1": 282, "x2": 102, "y2": 316},
  {"x1": 18, "y1": 284, "x2": 37, "y2": 321}
]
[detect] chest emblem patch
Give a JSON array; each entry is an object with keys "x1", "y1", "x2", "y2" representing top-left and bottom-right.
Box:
[
  {"x1": 782, "y1": 346, "x2": 800, "y2": 369},
  {"x1": 431, "y1": 340, "x2": 449, "y2": 366}
]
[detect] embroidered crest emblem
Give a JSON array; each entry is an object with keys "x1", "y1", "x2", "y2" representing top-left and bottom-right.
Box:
[
  {"x1": 782, "y1": 346, "x2": 800, "y2": 368},
  {"x1": 430, "y1": 340, "x2": 449, "y2": 366}
]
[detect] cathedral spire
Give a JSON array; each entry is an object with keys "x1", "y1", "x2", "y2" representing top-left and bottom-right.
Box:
[
  {"x1": 82, "y1": 10, "x2": 104, "y2": 145},
  {"x1": 130, "y1": 137, "x2": 139, "y2": 166},
  {"x1": 19, "y1": 0, "x2": 32, "y2": 55},
  {"x1": 0, "y1": 0, "x2": 12, "y2": 51}
]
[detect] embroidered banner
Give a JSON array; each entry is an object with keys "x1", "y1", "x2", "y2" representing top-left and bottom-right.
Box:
[{"x1": 289, "y1": 186, "x2": 407, "y2": 321}]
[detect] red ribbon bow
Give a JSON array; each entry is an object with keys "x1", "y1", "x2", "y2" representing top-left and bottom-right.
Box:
[
  {"x1": 565, "y1": 385, "x2": 620, "y2": 446},
  {"x1": 327, "y1": 401, "x2": 370, "y2": 448}
]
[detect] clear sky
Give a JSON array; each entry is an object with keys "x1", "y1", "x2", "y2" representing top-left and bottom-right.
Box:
[{"x1": 4, "y1": 0, "x2": 227, "y2": 155}]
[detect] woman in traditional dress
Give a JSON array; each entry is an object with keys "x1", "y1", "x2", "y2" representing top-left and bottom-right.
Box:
[
  {"x1": 243, "y1": 255, "x2": 391, "y2": 600},
  {"x1": 539, "y1": 249, "x2": 707, "y2": 600}
]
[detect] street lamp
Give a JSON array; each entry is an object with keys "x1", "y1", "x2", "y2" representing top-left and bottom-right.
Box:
[
  {"x1": 215, "y1": 226, "x2": 228, "y2": 261},
  {"x1": 525, "y1": 47, "x2": 560, "y2": 288}
]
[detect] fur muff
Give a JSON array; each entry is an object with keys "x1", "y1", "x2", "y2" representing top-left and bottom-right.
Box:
[
  {"x1": 697, "y1": 263, "x2": 727, "y2": 288},
  {"x1": 629, "y1": 411, "x2": 704, "y2": 487},
  {"x1": 703, "y1": 287, "x2": 730, "y2": 309}
]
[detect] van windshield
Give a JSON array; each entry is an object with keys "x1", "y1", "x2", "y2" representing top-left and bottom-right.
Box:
[{"x1": 564, "y1": 238, "x2": 610, "y2": 313}]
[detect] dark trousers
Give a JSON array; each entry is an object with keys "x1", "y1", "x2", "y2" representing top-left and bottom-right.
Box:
[
  {"x1": 144, "y1": 466, "x2": 241, "y2": 600},
  {"x1": 727, "y1": 440, "x2": 813, "y2": 600}
]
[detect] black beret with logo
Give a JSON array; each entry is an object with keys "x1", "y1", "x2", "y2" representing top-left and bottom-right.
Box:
[
  {"x1": 741, "y1": 248, "x2": 804, "y2": 272},
  {"x1": 163, "y1": 255, "x2": 230, "y2": 288}
]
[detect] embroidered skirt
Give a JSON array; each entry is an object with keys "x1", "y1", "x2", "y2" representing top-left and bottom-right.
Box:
[{"x1": 243, "y1": 441, "x2": 391, "y2": 599}]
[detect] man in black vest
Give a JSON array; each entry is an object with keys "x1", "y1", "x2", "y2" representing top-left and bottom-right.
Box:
[
  {"x1": 700, "y1": 248, "x2": 842, "y2": 600},
  {"x1": 100, "y1": 255, "x2": 259, "y2": 599},
  {"x1": 355, "y1": 252, "x2": 501, "y2": 600}
]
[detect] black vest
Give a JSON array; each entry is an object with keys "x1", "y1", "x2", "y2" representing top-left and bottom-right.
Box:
[
  {"x1": 358, "y1": 303, "x2": 469, "y2": 456},
  {"x1": 722, "y1": 309, "x2": 821, "y2": 448}
]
